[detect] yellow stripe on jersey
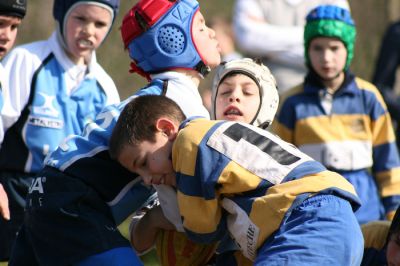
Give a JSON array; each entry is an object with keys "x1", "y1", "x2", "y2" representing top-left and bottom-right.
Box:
[
  {"x1": 294, "y1": 114, "x2": 371, "y2": 145},
  {"x1": 375, "y1": 168, "x2": 400, "y2": 197},
  {"x1": 371, "y1": 113, "x2": 396, "y2": 145},
  {"x1": 173, "y1": 119, "x2": 219, "y2": 176},
  {"x1": 355, "y1": 78, "x2": 388, "y2": 109},
  {"x1": 250, "y1": 170, "x2": 357, "y2": 248},
  {"x1": 177, "y1": 192, "x2": 222, "y2": 234},
  {"x1": 218, "y1": 161, "x2": 263, "y2": 194}
]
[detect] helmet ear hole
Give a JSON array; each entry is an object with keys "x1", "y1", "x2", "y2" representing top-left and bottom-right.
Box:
[{"x1": 158, "y1": 25, "x2": 186, "y2": 55}]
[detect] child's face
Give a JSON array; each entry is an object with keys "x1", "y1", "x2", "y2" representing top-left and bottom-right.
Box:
[
  {"x1": 192, "y1": 11, "x2": 221, "y2": 68},
  {"x1": 118, "y1": 131, "x2": 176, "y2": 187},
  {"x1": 64, "y1": 4, "x2": 112, "y2": 65},
  {"x1": 387, "y1": 232, "x2": 400, "y2": 266},
  {"x1": 215, "y1": 74, "x2": 260, "y2": 123},
  {"x1": 0, "y1": 15, "x2": 22, "y2": 60},
  {"x1": 308, "y1": 37, "x2": 347, "y2": 81}
]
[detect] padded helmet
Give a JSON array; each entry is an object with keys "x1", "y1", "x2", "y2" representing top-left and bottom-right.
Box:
[
  {"x1": 0, "y1": 0, "x2": 27, "y2": 18},
  {"x1": 304, "y1": 5, "x2": 356, "y2": 70},
  {"x1": 120, "y1": 0, "x2": 210, "y2": 78},
  {"x1": 53, "y1": 0, "x2": 119, "y2": 39},
  {"x1": 211, "y1": 58, "x2": 279, "y2": 129}
]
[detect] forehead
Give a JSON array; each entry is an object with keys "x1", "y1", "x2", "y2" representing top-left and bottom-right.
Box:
[
  {"x1": 193, "y1": 10, "x2": 204, "y2": 24},
  {"x1": 310, "y1": 36, "x2": 345, "y2": 46},
  {"x1": 220, "y1": 73, "x2": 258, "y2": 86},
  {"x1": 69, "y1": 3, "x2": 112, "y2": 17},
  {"x1": 0, "y1": 15, "x2": 22, "y2": 24}
]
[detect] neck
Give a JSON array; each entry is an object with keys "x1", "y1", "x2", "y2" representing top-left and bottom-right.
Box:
[
  {"x1": 321, "y1": 71, "x2": 345, "y2": 92},
  {"x1": 173, "y1": 68, "x2": 202, "y2": 87}
]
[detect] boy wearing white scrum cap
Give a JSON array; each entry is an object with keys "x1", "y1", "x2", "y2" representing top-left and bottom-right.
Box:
[{"x1": 211, "y1": 58, "x2": 279, "y2": 129}]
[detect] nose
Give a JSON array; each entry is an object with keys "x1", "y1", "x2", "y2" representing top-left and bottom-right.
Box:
[
  {"x1": 0, "y1": 27, "x2": 12, "y2": 41},
  {"x1": 82, "y1": 23, "x2": 94, "y2": 35},
  {"x1": 208, "y1": 26, "x2": 216, "y2": 39},
  {"x1": 229, "y1": 91, "x2": 241, "y2": 103}
]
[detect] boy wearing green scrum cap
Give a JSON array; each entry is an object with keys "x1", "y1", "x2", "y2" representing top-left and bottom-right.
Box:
[{"x1": 274, "y1": 5, "x2": 400, "y2": 225}]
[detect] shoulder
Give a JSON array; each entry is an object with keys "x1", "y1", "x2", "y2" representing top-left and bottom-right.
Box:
[
  {"x1": 362, "y1": 220, "x2": 390, "y2": 250},
  {"x1": 177, "y1": 119, "x2": 218, "y2": 145},
  {"x1": 354, "y1": 77, "x2": 387, "y2": 108},
  {"x1": 91, "y1": 64, "x2": 119, "y2": 104},
  {"x1": 277, "y1": 83, "x2": 305, "y2": 113},
  {"x1": 3, "y1": 39, "x2": 52, "y2": 69}
]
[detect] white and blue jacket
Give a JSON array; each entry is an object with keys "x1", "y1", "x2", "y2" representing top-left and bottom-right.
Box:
[
  {"x1": 0, "y1": 31, "x2": 119, "y2": 174},
  {"x1": 44, "y1": 71, "x2": 210, "y2": 225}
]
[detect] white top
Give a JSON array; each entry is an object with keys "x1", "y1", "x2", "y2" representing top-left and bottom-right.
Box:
[
  {"x1": 233, "y1": 0, "x2": 350, "y2": 91},
  {"x1": 1, "y1": 32, "x2": 120, "y2": 145}
]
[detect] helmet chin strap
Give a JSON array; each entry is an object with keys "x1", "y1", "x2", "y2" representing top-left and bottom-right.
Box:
[{"x1": 195, "y1": 61, "x2": 211, "y2": 77}]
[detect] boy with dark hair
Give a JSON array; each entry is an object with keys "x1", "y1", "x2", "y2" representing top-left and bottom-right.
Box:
[
  {"x1": 274, "y1": 4, "x2": 400, "y2": 224},
  {"x1": 9, "y1": 0, "x2": 221, "y2": 265},
  {"x1": 110, "y1": 94, "x2": 363, "y2": 265}
]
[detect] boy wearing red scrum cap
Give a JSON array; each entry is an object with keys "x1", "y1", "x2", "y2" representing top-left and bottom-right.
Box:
[{"x1": 9, "y1": 0, "x2": 221, "y2": 265}]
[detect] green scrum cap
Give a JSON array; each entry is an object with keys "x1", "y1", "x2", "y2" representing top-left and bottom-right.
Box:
[{"x1": 304, "y1": 5, "x2": 356, "y2": 69}]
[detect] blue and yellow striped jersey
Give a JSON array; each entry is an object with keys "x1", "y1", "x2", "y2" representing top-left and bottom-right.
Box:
[
  {"x1": 173, "y1": 118, "x2": 360, "y2": 261},
  {"x1": 274, "y1": 73, "x2": 400, "y2": 217}
]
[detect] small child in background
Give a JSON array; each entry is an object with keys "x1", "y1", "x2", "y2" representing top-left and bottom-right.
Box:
[
  {"x1": 110, "y1": 94, "x2": 363, "y2": 265},
  {"x1": 274, "y1": 4, "x2": 400, "y2": 224},
  {"x1": 8, "y1": 0, "x2": 221, "y2": 264}
]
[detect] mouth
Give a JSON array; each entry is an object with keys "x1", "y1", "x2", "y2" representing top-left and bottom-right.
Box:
[
  {"x1": 77, "y1": 39, "x2": 93, "y2": 49},
  {"x1": 223, "y1": 106, "x2": 243, "y2": 118}
]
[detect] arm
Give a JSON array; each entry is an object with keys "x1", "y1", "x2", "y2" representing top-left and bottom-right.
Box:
[
  {"x1": 1, "y1": 46, "x2": 36, "y2": 145},
  {"x1": 372, "y1": 22, "x2": 400, "y2": 122},
  {"x1": 130, "y1": 205, "x2": 175, "y2": 253},
  {"x1": 233, "y1": 0, "x2": 304, "y2": 66},
  {"x1": 0, "y1": 184, "x2": 10, "y2": 220},
  {"x1": 273, "y1": 96, "x2": 297, "y2": 144},
  {"x1": 370, "y1": 89, "x2": 400, "y2": 219}
]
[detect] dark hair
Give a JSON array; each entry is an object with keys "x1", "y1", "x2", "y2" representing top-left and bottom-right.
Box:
[{"x1": 109, "y1": 95, "x2": 186, "y2": 160}]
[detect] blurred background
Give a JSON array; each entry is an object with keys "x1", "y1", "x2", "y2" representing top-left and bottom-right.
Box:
[
  {"x1": 5, "y1": 1, "x2": 399, "y2": 265},
  {"x1": 17, "y1": 0, "x2": 400, "y2": 100}
]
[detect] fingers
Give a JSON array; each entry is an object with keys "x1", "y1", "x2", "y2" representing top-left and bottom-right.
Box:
[{"x1": 0, "y1": 184, "x2": 10, "y2": 220}]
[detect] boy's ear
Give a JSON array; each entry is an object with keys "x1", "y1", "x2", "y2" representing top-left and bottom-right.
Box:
[{"x1": 155, "y1": 118, "x2": 178, "y2": 140}]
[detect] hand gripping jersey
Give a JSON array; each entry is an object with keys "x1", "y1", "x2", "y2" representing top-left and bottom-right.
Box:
[
  {"x1": 173, "y1": 118, "x2": 361, "y2": 261},
  {"x1": 0, "y1": 32, "x2": 119, "y2": 174},
  {"x1": 44, "y1": 72, "x2": 210, "y2": 225}
]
